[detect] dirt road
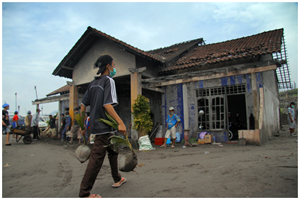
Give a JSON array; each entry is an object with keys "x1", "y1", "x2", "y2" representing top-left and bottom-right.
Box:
[{"x1": 2, "y1": 128, "x2": 298, "y2": 198}]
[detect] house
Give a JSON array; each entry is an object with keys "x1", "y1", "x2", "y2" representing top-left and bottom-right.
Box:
[{"x1": 33, "y1": 26, "x2": 292, "y2": 145}]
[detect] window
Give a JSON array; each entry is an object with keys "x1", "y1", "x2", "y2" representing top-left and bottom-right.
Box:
[
  {"x1": 197, "y1": 98, "x2": 209, "y2": 130},
  {"x1": 211, "y1": 97, "x2": 225, "y2": 129}
]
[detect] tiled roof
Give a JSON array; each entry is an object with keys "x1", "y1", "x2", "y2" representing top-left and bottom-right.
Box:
[
  {"x1": 89, "y1": 27, "x2": 161, "y2": 62},
  {"x1": 53, "y1": 26, "x2": 162, "y2": 79},
  {"x1": 161, "y1": 28, "x2": 283, "y2": 72},
  {"x1": 147, "y1": 38, "x2": 204, "y2": 62},
  {"x1": 46, "y1": 85, "x2": 70, "y2": 97}
]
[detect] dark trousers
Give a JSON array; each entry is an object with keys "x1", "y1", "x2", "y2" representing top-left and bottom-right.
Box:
[
  {"x1": 32, "y1": 126, "x2": 39, "y2": 139},
  {"x1": 79, "y1": 133, "x2": 121, "y2": 197}
]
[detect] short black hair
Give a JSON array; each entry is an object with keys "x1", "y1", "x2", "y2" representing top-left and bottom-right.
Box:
[{"x1": 95, "y1": 55, "x2": 113, "y2": 75}]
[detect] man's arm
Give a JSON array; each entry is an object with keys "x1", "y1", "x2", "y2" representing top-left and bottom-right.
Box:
[
  {"x1": 2, "y1": 118, "x2": 7, "y2": 126},
  {"x1": 289, "y1": 113, "x2": 294, "y2": 122},
  {"x1": 103, "y1": 104, "x2": 126, "y2": 135}
]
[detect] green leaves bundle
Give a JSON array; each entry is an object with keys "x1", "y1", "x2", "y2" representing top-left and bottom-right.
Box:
[
  {"x1": 99, "y1": 111, "x2": 133, "y2": 152},
  {"x1": 75, "y1": 111, "x2": 87, "y2": 145}
]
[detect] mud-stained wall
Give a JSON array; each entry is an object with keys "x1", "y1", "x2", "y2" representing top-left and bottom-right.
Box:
[
  {"x1": 72, "y1": 39, "x2": 135, "y2": 85},
  {"x1": 261, "y1": 71, "x2": 280, "y2": 143}
]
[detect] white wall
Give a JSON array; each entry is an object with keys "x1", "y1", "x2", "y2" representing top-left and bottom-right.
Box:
[{"x1": 72, "y1": 39, "x2": 136, "y2": 85}]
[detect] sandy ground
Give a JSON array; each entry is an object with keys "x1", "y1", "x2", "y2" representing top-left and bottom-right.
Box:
[{"x1": 2, "y1": 126, "x2": 298, "y2": 198}]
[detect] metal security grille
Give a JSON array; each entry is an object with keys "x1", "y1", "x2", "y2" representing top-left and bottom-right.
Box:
[
  {"x1": 196, "y1": 84, "x2": 246, "y2": 96},
  {"x1": 211, "y1": 87, "x2": 225, "y2": 96},
  {"x1": 226, "y1": 85, "x2": 246, "y2": 94},
  {"x1": 196, "y1": 88, "x2": 209, "y2": 97}
]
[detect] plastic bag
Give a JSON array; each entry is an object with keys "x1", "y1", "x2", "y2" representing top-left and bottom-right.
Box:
[{"x1": 138, "y1": 135, "x2": 153, "y2": 151}]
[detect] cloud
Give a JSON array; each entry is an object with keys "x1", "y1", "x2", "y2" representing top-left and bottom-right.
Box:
[{"x1": 2, "y1": 2, "x2": 298, "y2": 116}]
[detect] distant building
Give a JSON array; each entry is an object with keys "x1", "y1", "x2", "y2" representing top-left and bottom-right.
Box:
[{"x1": 33, "y1": 26, "x2": 291, "y2": 145}]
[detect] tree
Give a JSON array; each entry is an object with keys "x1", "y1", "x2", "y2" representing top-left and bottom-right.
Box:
[{"x1": 132, "y1": 94, "x2": 153, "y2": 138}]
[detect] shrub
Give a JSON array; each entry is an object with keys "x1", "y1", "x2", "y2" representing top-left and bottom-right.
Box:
[{"x1": 132, "y1": 94, "x2": 153, "y2": 138}]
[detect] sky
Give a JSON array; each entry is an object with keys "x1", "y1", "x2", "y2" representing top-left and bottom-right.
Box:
[{"x1": 1, "y1": 1, "x2": 298, "y2": 116}]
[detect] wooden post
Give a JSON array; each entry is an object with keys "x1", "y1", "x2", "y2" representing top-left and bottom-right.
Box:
[
  {"x1": 251, "y1": 73, "x2": 259, "y2": 129},
  {"x1": 69, "y1": 84, "x2": 78, "y2": 121},
  {"x1": 130, "y1": 72, "x2": 142, "y2": 112},
  {"x1": 182, "y1": 83, "x2": 189, "y2": 130}
]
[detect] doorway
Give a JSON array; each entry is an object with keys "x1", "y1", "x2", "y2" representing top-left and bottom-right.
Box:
[{"x1": 227, "y1": 94, "x2": 247, "y2": 140}]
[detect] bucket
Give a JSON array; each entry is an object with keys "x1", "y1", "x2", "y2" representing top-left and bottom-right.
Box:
[
  {"x1": 154, "y1": 138, "x2": 164, "y2": 145},
  {"x1": 176, "y1": 132, "x2": 181, "y2": 142}
]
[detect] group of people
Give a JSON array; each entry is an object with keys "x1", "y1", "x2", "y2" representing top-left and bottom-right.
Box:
[
  {"x1": 59, "y1": 108, "x2": 91, "y2": 144},
  {"x1": 2, "y1": 106, "x2": 41, "y2": 145}
]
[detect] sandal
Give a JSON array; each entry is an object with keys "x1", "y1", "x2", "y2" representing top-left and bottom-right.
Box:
[
  {"x1": 160, "y1": 145, "x2": 166, "y2": 148},
  {"x1": 112, "y1": 177, "x2": 126, "y2": 188},
  {"x1": 85, "y1": 194, "x2": 101, "y2": 198},
  {"x1": 5, "y1": 143, "x2": 11, "y2": 146},
  {"x1": 171, "y1": 145, "x2": 175, "y2": 148}
]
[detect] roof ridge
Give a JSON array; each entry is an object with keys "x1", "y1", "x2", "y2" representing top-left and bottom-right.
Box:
[
  {"x1": 88, "y1": 26, "x2": 161, "y2": 62},
  {"x1": 147, "y1": 38, "x2": 203, "y2": 53},
  {"x1": 205, "y1": 28, "x2": 283, "y2": 47}
]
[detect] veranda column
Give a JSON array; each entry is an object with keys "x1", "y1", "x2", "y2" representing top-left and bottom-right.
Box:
[
  {"x1": 251, "y1": 73, "x2": 259, "y2": 129},
  {"x1": 130, "y1": 71, "x2": 142, "y2": 141},
  {"x1": 69, "y1": 84, "x2": 78, "y2": 121}
]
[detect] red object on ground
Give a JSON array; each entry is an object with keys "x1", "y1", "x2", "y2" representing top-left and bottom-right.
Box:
[{"x1": 154, "y1": 138, "x2": 164, "y2": 145}]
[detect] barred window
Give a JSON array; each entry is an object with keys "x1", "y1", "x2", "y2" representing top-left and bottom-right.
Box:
[{"x1": 196, "y1": 84, "x2": 245, "y2": 131}]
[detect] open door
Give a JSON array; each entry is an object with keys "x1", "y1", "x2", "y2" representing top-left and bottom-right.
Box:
[{"x1": 227, "y1": 94, "x2": 247, "y2": 140}]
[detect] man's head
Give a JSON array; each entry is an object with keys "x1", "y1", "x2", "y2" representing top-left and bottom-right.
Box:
[
  {"x1": 27, "y1": 111, "x2": 31, "y2": 115},
  {"x1": 2, "y1": 103, "x2": 9, "y2": 110},
  {"x1": 60, "y1": 113, "x2": 64, "y2": 117},
  {"x1": 14, "y1": 111, "x2": 18, "y2": 115},
  {"x1": 94, "y1": 55, "x2": 115, "y2": 77},
  {"x1": 169, "y1": 106, "x2": 175, "y2": 115},
  {"x1": 290, "y1": 102, "x2": 295, "y2": 108},
  {"x1": 49, "y1": 115, "x2": 52, "y2": 119},
  {"x1": 36, "y1": 109, "x2": 40, "y2": 113},
  {"x1": 65, "y1": 111, "x2": 69, "y2": 116},
  {"x1": 74, "y1": 107, "x2": 79, "y2": 114}
]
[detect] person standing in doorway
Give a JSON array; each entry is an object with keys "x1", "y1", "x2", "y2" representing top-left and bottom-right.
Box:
[
  {"x1": 288, "y1": 102, "x2": 297, "y2": 136},
  {"x1": 78, "y1": 55, "x2": 127, "y2": 198},
  {"x1": 31, "y1": 108, "x2": 40, "y2": 140},
  {"x1": 161, "y1": 106, "x2": 181, "y2": 148},
  {"x1": 2, "y1": 103, "x2": 11, "y2": 146}
]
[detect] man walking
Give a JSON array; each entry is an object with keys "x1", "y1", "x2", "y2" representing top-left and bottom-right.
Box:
[
  {"x1": 2, "y1": 103, "x2": 11, "y2": 146},
  {"x1": 161, "y1": 106, "x2": 181, "y2": 148},
  {"x1": 31, "y1": 108, "x2": 40, "y2": 140},
  {"x1": 78, "y1": 55, "x2": 126, "y2": 198}
]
